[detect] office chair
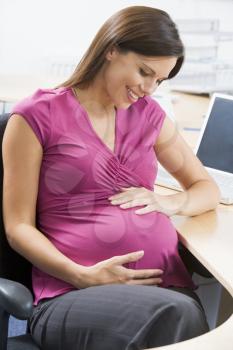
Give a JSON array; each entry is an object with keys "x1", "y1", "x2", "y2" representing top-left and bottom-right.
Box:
[{"x1": 0, "y1": 112, "x2": 212, "y2": 350}]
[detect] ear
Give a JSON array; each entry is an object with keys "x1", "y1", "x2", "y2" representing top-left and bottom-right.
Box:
[{"x1": 105, "y1": 46, "x2": 119, "y2": 61}]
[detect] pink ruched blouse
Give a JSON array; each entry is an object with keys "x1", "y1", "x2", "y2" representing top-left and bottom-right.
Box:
[{"x1": 10, "y1": 86, "x2": 195, "y2": 305}]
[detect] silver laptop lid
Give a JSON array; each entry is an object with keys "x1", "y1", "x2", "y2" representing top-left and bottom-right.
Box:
[{"x1": 194, "y1": 93, "x2": 233, "y2": 175}]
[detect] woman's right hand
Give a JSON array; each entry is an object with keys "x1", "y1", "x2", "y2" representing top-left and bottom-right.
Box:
[{"x1": 77, "y1": 251, "x2": 163, "y2": 289}]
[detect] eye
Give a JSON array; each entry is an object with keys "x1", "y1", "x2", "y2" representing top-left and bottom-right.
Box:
[
  {"x1": 157, "y1": 79, "x2": 164, "y2": 85},
  {"x1": 139, "y1": 68, "x2": 150, "y2": 77}
]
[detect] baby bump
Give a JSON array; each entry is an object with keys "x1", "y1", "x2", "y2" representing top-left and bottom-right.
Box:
[
  {"x1": 40, "y1": 204, "x2": 179, "y2": 270},
  {"x1": 69, "y1": 205, "x2": 176, "y2": 266}
]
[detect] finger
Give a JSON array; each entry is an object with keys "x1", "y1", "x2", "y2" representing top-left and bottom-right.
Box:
[
  {"x1": 114, "y1": 251, "x2": 144, "y2": 264},
  {"x1": 120, "y1": 199, "x2": 149, "y2": 208},
  {"x1": 129, "y1": 268, "x2": 163, "y2": 279},
  {"x1": 120, "y1": 187, "x2": 134, "y2": 191},
  {"x1": 126, "y1": 278, "x2": 163, "y2": 286},
  {"x1": 108, "y1": 191, "x2": 127, "y2": 200},
  {"x1": 135, "y1": 204, "x2": 160, "y2": 215},
  {"x1": 111, "y1": 193, "x2": 147, "y2": 204},
  {"x1": 110, "y1": 189, "x2": 144, "y2": 201},
  {"x1": 110, "y1": 196, "x2": 132, "y2": 204},
  {"x1": 110, "y1": 187, "x2": 136, "y2": 199}
]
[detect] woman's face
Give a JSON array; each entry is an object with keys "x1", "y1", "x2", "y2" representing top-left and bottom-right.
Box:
[{"x1": 103, "y1": 48, "x2": 177, "y2": 109}]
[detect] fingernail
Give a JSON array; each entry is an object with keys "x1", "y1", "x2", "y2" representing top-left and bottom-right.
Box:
[{"x1": 137, "y1": 250, "x2": 144, "y2": 255}]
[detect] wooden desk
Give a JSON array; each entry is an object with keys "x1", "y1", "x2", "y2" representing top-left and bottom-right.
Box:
[
  {"x1": 150, "y1": 92, "x2": 233, "y2": 350},
  {"x1": 171, "y1": 92, "x2": 209, "y2": 149},
  {"x1": 151, "y1": 187, "x2": 233, "y2": 350},
  {"x1": 0, "y1": 77, "x2": 232, "y2": 349}
]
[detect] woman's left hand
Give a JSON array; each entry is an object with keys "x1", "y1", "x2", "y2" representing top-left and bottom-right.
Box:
[{"x1": 108, "y1": 186, "x2": 186, "y2": 216}]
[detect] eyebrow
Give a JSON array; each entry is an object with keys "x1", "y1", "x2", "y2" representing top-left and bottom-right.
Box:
[{"x1": 141, "y1": 63, "x2": 168, "y2": 80}]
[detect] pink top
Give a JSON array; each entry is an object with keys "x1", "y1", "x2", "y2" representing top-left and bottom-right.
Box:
[{"x1": 10, "y1": 86, "x2": 195, "y2": 305}]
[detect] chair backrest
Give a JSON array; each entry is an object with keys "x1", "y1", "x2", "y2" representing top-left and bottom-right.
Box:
[{"x1": 0, "y1": 113, "x2": 33, "y2": 293}]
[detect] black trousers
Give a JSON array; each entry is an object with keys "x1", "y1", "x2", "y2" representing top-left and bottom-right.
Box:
[{"x1": 29, "y1": 285, "x2": 209, "y2": 350}]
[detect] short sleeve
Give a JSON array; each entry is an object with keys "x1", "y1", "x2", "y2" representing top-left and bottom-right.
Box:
[
  {"x1": 144, "y1": 95, "x2": 166, "y2": 134},
  {"x1": 9, "y1": 89, "x2": 51, "y2": 148}
]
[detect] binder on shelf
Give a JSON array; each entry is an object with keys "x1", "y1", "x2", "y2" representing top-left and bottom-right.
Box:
[{"x1": 172, "y1": 18, "x2": 233, "y2": 94}]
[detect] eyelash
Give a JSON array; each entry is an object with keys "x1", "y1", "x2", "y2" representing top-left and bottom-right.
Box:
[
  {"x1": 139, "y1": 68, "x2": 150, "y2": 77},
  {"x1": 139, "y1": 68, "x2": 163, "y2": 85}
]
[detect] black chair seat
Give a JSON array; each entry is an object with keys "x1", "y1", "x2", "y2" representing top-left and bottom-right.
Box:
[{"x1": 7, "y1": 334, "x2": 40, "y2": 350}]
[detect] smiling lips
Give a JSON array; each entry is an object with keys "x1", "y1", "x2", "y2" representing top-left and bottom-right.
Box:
[{"x1": 126, "y1": 86, "x2": 141, "y2": 102}]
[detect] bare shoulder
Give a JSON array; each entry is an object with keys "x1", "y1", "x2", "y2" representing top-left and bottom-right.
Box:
[
  {"x1": 4, "y1": 113, "x2": 41, "y2": 147},
  {"x1": 2, "y1": 114, "x2": 43, "y2": 233}
]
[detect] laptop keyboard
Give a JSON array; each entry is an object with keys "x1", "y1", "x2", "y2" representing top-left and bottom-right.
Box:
[
  {"x1": 210, "y1": 171, "x2": 233, "y2": 189},
  {"x1": 156, "y1": 166, "x2": 233, "y2": 205},
  {"x1": 209, "y1": 171, "x2": 233, "y2": 203}
]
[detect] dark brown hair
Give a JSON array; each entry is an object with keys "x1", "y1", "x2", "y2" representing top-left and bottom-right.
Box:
[{"x1": 55, "y1": 6, "x2": 184, "y2": 89}]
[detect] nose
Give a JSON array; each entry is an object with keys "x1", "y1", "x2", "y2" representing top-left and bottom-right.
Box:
[{"x1": 140, "y1": 78, "x2": 159, "y2": 96}]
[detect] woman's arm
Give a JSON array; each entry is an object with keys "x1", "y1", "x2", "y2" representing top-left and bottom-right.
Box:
[
  {"x1": 2, "y1": 115, "x2": 86, "y2": 288},
  {"x1": 154, "y1": 116, "x2": 221, "y2": 216}
]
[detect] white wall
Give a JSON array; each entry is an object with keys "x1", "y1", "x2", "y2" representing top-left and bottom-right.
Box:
[{"x1": 0, "y1": 0, "x2": 233, "y2": 76}]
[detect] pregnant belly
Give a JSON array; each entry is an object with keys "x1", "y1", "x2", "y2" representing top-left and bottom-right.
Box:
[
  {"x1": 42, "y1": 203, "x2": 179, "y2": 272},
  {"x1": 93, "y1": 205, "x2": 179, "y2": 271}
]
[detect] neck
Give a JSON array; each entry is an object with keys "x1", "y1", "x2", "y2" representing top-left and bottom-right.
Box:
[{"x1": 73, "y1": 72, "x2": 115, "y2": 116}]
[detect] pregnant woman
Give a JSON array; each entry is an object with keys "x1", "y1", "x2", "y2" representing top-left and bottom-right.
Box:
[{"x1": 3, "y1": 6, "x2": 220, "y2": 350}]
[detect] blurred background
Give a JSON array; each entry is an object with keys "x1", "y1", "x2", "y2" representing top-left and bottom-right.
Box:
[{"x1": 0, "y1": 0, "x2": 233, "y2": 99}]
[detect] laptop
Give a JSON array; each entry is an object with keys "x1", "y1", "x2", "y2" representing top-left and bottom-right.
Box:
[{"x1": 156, "y1": 93, "x2": 233, "y2": 205}]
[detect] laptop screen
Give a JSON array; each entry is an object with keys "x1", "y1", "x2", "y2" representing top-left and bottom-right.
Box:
[{"x1": 196, "y1": 96, "x2": 233, "y2": 174}]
